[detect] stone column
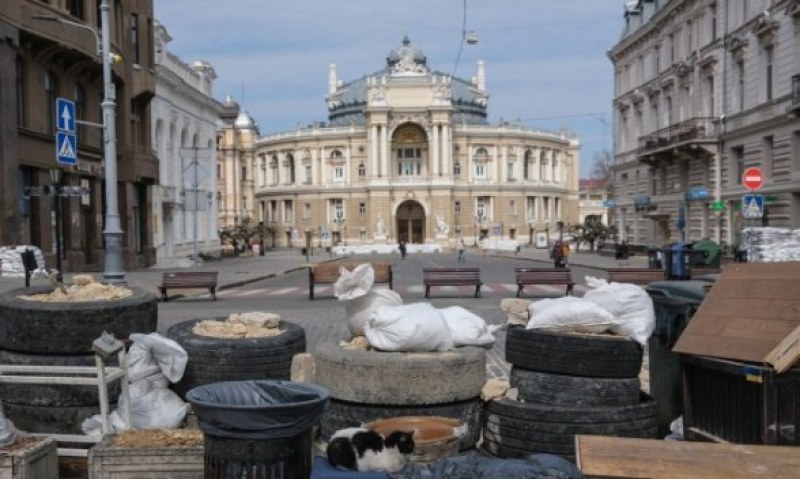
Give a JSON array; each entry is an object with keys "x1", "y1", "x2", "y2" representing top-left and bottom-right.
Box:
[
  {"x1": 320, "y1": 148, "x2": 327, "y2": 184},
  {"x1": 345, "y1": 146, "x2": 351, "y2": 185},
  {"x1": 467, "y1": 145, "x2": 473, "y2": 182},
  {"x1": 441, "y1": 124, "x2": 450, "y2": 177},
  {"x1": 432, "y1": 124, "x2": 440, "y2": 175},
  {"x1": 380, "y1": 124, "x2": 389, "y2": 178},
  {"x1": 370, "y1": 125, "x2": 378, "y2": 177},
  {"x1": 492, "y1": 146, "x2": 499, "y2": 181}
]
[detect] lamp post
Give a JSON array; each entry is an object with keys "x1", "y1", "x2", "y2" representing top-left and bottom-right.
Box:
[
  {"x1": 49, "y1": 168, "x2": 63, "y2": 282},
  {"x1": 34, "y1": 2, "x2": 124, "y2": 282}
]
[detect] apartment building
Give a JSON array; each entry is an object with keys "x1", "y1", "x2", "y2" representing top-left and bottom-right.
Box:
[
  {"x1": 0, "y1": 0, "x2": 157, "y2": 271},
  {"x1": 608, "y1": 0, "x2": 800, "y2": 248}
]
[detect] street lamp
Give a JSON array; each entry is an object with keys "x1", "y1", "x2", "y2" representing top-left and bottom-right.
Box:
[
  {"x1": 34, "y1": 1, "x2": 125, "y2": 283},
  {"x1": 49, "y1": 168, "x2": 63, "y2": 282}
]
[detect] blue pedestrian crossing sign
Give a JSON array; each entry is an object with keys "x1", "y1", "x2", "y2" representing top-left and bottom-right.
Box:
[
  {"x1": 742, "y1": 194, "x2": 764, "y2": 219},
  {"x1": 56, "y1": 131, "x2": 77, "y2": 166},
  {"x1": 56, "y1": 98, "x2": 76, "y2": 133}
]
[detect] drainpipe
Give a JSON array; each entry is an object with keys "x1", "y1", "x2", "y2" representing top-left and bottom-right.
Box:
[{"x1": 715, "y1": 0, "x2": 729, "y2": 246}]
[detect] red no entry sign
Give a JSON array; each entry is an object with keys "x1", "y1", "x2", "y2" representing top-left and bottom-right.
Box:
[{"x1": 742, "y1": 167, "x2": 763, "y2": 191}]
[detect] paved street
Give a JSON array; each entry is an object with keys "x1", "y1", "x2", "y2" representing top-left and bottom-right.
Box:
[{"x1": 0, "y1": 245, "x2": 649, "y2": 381}]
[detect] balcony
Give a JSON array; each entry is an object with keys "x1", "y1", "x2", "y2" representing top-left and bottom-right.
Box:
[
  {"x1": 637, "y1": 117, "x2": 719, "y2": 164},
  {"x1": 788, "y1": 74, "x2": 800, "y2": 116}
]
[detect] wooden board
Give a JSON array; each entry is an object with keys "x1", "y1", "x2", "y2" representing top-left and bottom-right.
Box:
[
  {"x1": 672, "y1": 262, "x2": 800, "y2": 365},
  {"x1": 764, "y1": 324, "x2": 800, "y2": 374},
  {"x1": 575, "y1": 435, "x2": 800, "y2": 479}
]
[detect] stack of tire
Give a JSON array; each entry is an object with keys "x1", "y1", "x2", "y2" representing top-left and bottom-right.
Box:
[
  {"x1": 166, "y1": 318, "x2": 306, "y2": 399},
  {"x1": 482, "y1": 327, "x2": 658, "y2": 462},
  {"x1": 0, "y1": 285, "x2": 157, "y2": 434},
  {"x1": 313, "y1": 344, "x2": 485, "y2": 450}
]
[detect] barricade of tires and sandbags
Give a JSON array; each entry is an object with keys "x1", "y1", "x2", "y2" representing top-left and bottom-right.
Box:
[
  {"x1": 0, "y1": 276, "x2": 157, "y2": 435},
  {"x1": 299, "y1": 263, "x2": 499, "y2": 456},
  {"x1": 489, "y1": 277, "x2": 659, "y2": 462}
]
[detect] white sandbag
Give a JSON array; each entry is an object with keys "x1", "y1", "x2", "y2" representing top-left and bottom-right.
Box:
[
  {"x1": 81, "y1": 410, "x2": 128, "y2": 436},
  {"x1": 440, "y1": 306, "x2": 496, "y2": 347},
  {"x1": 127, "y1": 388, "x2": 189, "y2": 430},
  {"x1": 128, "y1": 333, "x2": 188, "y2": 384},
  {"x1": 365, "y1": 303, "x2": 454, "y2": 352},
  {"x1": 526, "y1": 296, "x2": 616, "y2": 334},
  {"x1": 582, "y1": 276, "x2": 656, "y2": 345},
  {"x1": 344, "y1": 288, "x2": 403, "y2": 336},
  {"x1": 129, "y1": 371, "x2": 169, "y2": 398},
  {"x1": 333, "y1": 263, "x2": 375, "y2": 300}
]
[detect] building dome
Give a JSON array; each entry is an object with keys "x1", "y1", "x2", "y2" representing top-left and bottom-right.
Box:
[
  {"x1": 234, "y1": 109, "x2": 255, "y2": 129},
  {"x1": 386, "y1": 35, "x2": 427, "y2": 70}
]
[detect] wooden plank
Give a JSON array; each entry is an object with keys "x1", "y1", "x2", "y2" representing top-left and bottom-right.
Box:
[
  {"x1": 764, "y1": 324, "x2": 800, "y2": 373},
  {"x1": 575, "y1": 435, "x2": 800, "y2": 479}
]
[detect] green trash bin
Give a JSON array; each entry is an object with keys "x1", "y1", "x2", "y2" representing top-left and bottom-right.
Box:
[{"x1": 645, "y1": 280, "x2": 711, "y2": 436}]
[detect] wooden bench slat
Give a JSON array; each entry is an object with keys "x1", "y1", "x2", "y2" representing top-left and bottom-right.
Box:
[
  {"x1": 422, "y1": 268, "x2": 482, "y2": 298},
  {"x1": 514, "y1": 268, "x2": 574, "y2": 297},
  {"x1": 159, "y1": 271, "x2": 219, "y2": 301},
  {"x1": 606, "y1": 268, "x2": 665, "y2": 286},
  {"x1": 308, "y1": 262, "x2": 393, "y2": 300}
]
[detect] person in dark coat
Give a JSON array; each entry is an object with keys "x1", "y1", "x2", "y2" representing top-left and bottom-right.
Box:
[{"x1": 398, "y1": 241, "x2": 407, "y2": 260}]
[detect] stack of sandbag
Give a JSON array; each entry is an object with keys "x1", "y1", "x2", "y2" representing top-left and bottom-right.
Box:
[
  {"x1": 334, "y1": 263, "x2": 403, "y2": 337},
  {"x1": 83, "y1": 333, "x2": 190, "y2": 435},
  {"x1": 0, "y1": 245, "x2": 47, "y2": 278}
]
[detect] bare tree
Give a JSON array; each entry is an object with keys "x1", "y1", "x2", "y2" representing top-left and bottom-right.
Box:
[{"x1": 591, "y1": 149, "x2": 614, "y2": 194}]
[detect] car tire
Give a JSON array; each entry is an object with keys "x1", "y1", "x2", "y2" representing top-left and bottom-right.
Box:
[
  {"x1": 481, "y1": 396, "x2": 658, "y2": 459},
  {"x1": 510, "y1": 367, "x2": 641, "y2": 407},
  {"x1": 2, "y1": 401, "x2": 116, "y2": 435},
  {"x1": 0, "y1": 286, "x2": 157, "y2": 355},
  {"x1": 505, "y1": 326, "x2": 643, "y2": 378},
  {"x1": 313, "y1": 344, "x2": 486, "y2": 405},
  {"x1": 166, "y1": 318, "x2": 306, "y2": 398}
]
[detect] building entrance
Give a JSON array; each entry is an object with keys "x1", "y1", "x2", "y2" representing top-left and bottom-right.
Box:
[{"x1": 396, "y1": 200, "x2": 425, "y2": 244}]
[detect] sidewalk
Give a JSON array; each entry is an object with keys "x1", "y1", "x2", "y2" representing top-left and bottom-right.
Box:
[{"x1": 0, "y1": 245, "x2": 650, "y2": 295}]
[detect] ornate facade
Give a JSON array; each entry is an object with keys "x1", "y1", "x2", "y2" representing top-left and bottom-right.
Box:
[
  {"x1": 151, "y1": 21, "x2": 223, "y2": 266},
  {"x1": 609, "y1": 0, "x2": 800, "y2": 248},
  {"x1": 252, "y1": 37, "x2": 580, "y2": 248},
  {"x1": 0, "y1": 0, "x2": 157, "y2": 271}
]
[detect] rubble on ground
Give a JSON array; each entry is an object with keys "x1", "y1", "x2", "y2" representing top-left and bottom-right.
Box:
[{"x1": 193, "y1": 312, "x2": 283, "y2": 338}]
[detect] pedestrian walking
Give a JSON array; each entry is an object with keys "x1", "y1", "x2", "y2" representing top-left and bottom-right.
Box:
[
  {"x1": 561, "y1": 241, "x2": 571, "y2": 266},
  {"x1": 457, "y1": 239, "x2": 466, "y2": 262},
  {"x1": 551, "y1": 240, "x2": 566, "y2": 268},
  {"x1": 398, "y1": 240, "x2": 407, "y2": 260}
]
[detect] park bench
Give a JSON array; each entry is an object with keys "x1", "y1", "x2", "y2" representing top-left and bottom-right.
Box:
[
  {"x1": 423, "y1": 268, "x2": 482, "y2": 298},
  {"x1": 159, "y1": 271, "x2": 219, "y2": 301},
  {"x1": 308, "y1": 261, "x2": 393, "y2": 300},
  {"x1": 606, "y1": 267, "x2": 665, "y2": 286},
  {"x1": 515, "y1": 268, "x2": 575, "y2": 297}
]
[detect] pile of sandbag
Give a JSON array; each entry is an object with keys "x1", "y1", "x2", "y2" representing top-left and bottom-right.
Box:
[
  {"x1": 526, "y1": 276, "x2": 655, "y2": 345},
  {"x1": 334, "y1": 264, "x2": 497, "y2": 352},
  {"x1": 0, "y1": 245, "x2": 47, "y2": 278},
  {"x1": 83, "y1": 333, "x2": 190, "y2": 435}
]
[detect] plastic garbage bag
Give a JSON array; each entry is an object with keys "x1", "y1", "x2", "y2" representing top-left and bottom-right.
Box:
[
  {"x1": 527, "y1": 296, "x2": 616, "y2": 334},
  {"x1": 393, "y1": 452, "x2": 583, "y2": 478},
  {"x1": 81, "y1": 410, "x2": 128, "y2": 437},
  {"x1": 582, "y1": 276, "x2": 656, "y2": 345},
  {"x1": 365, "y1": 303, "x2": 454, "y2": 352},
  {"x1": 128, "y1": 371, "x2": 169, "y2": 399},
  {"x1": 127, "y1": 333, "x2": 188, "y2": 384},
  {"x1": 333, "y1": 263, "x2": 374, "y2": 300},
  {"x1": 345, "y1": 289, "x2": 403, "y2": 336},
  {"x1": 186, "y1": 380, "x2": 329, "y2": 439},
  {"x1": 440, "y1": 306, "x2": 497, "y2": 347}
]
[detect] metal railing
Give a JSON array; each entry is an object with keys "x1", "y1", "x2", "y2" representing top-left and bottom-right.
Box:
[{"x1": 637, "y1": 117, "x2": 719, "y2": 156}]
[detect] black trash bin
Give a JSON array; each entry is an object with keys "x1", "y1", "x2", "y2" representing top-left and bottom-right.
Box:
[
  {"x1": 645, "y1": 281, "x2": 711, "y2": 436},
  {"x1": 646, "y1": 248, "x2": 662, "y2": 269},
  {"x1": 186, "y1": 380, "x2": 329, "y2": 479}
]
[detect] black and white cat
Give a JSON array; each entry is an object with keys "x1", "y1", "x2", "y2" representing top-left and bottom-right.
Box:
[{"x1": 326, "y1": 427, "x2": 415, "y2": 472}]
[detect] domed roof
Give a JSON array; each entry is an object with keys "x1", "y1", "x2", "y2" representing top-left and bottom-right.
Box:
[
  {"x1": 234, "y1": 109, "x2": 255, "y2": 129},
  {"x1": 386, "y1": 35, "x2": 427, "y2": 69}
]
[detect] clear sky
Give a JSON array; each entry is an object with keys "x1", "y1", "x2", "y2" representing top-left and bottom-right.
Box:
[{"x1": 154, "y1": 0, "x2": 628, "y2": 178}]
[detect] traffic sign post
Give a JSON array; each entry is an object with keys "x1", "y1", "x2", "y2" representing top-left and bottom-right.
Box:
[
  {"x1": 56, "y1": 98, "x2": 76, "y2": 133},
  {"x1": 55, "y1": 97, "x2": 78, "y2": 166},
  {"x1": 742, "y1": 167, "x2": 763, "y2": 191},
  {"x1": 56, "y1": 131, "x2": 77, "y2": 166},
  {"x1": 742, "y1": 194, "x2": 764, "y2": 219}
]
